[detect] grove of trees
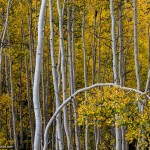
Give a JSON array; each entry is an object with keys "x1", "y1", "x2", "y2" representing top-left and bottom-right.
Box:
[{"x1": 0, "y1": 0, "x2": 150, "y2": 150}]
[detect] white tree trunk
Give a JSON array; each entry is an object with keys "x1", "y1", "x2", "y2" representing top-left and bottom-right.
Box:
[
  {"x1": 82, "y1": 5, "x2": 88, "y2": 150},
  {"x1": 118, "y1": 1, "x2": 126, "y2": 149},
  {"x1": 67, "y1": 1, "x2": 80, "y2": 149},
  {"x1": 110, "y1": 0, "x2": 121, "y2": 150},
  {"x1": 110, "y1": 0, "x2": 118, "y2": 85},
  {"x1": 133, "y1": 0, "x2": 141, "y2": 92},
  {"x1": 33, "y1": 0, "x2": 47, "y2": 149},
  {"x1": 0, "y1": 0, "x2": 11, "y2": 94},
  {"x1": 49, "y1": 0, "x2": 64, "y2": 149},
  {"x1": 57, "y1": 0, "x2": 73, "y2": 149}
]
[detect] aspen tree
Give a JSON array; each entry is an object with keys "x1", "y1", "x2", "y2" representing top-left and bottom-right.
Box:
[
  {"x1": 6, "y1": 32, "x2": 13, "y2": 147},
  {"x1": 57, "y1": 0, "x2": 73, "y2": 149},
  {"x1": 81, "y1": 2, "x2": 89, "y2": 149},
  {"x1": 44, "y1": 38, "x2": 50, "y2": 128},
  {"x1": 71, "y1": 0, "x2": 76, "y2": 92},
  {"x1": 28, "y1": 1, "x2": 34, "y2": 88},
  {"x1": 67, "y1": 0, "x2": 73, "y2": 139},
  {"x1": 19, "y1": 56, "x2": 23, "y2": 149},
  {"x1": 33, "y1": 0, "x2": 47, "y2": 149},
  {"x1": 49, "y1": 0, "x2": 64, "y2": 149},
  {"x1": 67, "y1": 1, "x2": 80, "y2": 149},
  {"x1": 110, "y1": 0, "x2": 121, "y2": 149},
  {"x1": 9, "y1": 58, "x2": 18, "y2": 150},
  {"x1": 22, "y1": 23, "x2": 34, "y2": 148},
  {"x1": 118, "y1": 1, "x2": 126, "y2": 149},
  {"x1": 92, "y1": 12, "x2": 97, "y2": 150},
  {"x1": 92, "y1": 11, "x2": 97, "y2": 85},
  {"x1": 133, "y1": 1, "x2": 141, "y2": 148},
  {"x1": 0, "y1": 0, "x2": 11, "y2": 94},
  {"x1": 133, "y1": 0, "x2": 141, "y2": 93},
  {"x1": 96, "y1": 10, "x2": 102, "y2": 150}
]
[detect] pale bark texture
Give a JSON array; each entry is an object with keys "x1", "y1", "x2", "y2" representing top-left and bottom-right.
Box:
[
  {"x1": 133, "y1": 0, "x2": 141, "y2": 92},
  {"x1": 33, "y1": 0, "x2": 47, "y2": 149},
  {"x1": 57, "y1": 0, "x2": 73, "y2": 149},
  {"x1": 0, "y1": 0, "x2": 11, "y2": 94},
  {"x1": 49, "y1": 1, "x2": 64, "y2": 149},
  {"x1": 82, "y1": 6, "x2": 88, "y2": 150},
  {"x1": 110, "y1": 0, "x2": 121, "y2": 149}
]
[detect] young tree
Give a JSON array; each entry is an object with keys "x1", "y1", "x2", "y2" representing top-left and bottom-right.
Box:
[
  {"x1": 49, "y1": 0, "x2": 64, "y2": 149},
  {"x1": 32, "y1": 0, "x2": 47, "y2": 149},
  {"x1": 110, "y1": 0, "x2": 121, "y2": 149}
]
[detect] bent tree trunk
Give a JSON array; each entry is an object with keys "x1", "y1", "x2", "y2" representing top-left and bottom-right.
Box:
[
  {"x1": 33, "y1": 0, "x2": 47, "y2": 149},
  {"x1": 43, "y1": 83, "x2": 148, "y2": 150}
]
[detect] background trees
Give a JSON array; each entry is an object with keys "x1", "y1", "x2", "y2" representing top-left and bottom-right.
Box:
[{"x1": 0, "y1": 0, "x2": 150, "y2": 149}]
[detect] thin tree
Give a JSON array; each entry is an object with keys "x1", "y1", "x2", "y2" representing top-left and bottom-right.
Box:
[
  {"x1": 110, "y1": 0, "x2": 121, "y2": 149},
  {"x1": 57, "y1": 0, "x2": 73, "y2": 149},
  {"x1": 9, "y1": 58, "x2": 18, "y2": 150},
  {"x1": 0, "y1": 0, "x2": 11, "y2": 94},
  {"x1": 49, "y1": 0, "x2": 64, "y2": 149},
  {"x1": 82, "y1": 3, "x2": 89, "y2": 149},
  {"x1": 33, "y1": 0, "x2": 47, "y2": 149}
]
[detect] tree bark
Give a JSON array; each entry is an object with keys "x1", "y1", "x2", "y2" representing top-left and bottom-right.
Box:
[
  {"x1": 0, "y1": 0, "x2": 11, "y2": 94},
  {"x1": 9, "y1": 58, "x2": 18, "y2": 150},
  {"x1": 33, "y1": 0, "x2": 47, "y2": 149},
  {"x1": 49, "y1": 1, "x2": 64, "y2": 149},
  {"x1": 110, "y1": 1, "x2": 121, "y2": 150}
]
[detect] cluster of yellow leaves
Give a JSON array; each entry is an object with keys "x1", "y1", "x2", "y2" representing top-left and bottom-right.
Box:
[{"x1": 77, "y1": 87, "x2": 150, "y2": 147}]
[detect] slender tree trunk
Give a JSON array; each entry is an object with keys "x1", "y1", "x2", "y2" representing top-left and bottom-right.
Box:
[
  {"x1": 19, "y1": 56, "x2": 23, "y2": 149},
  {"x1": 92, "y1": 11, "x2": 97, "y2": 85},
  {"x1": 67, "y1": 1, "x2": 80, "y2": 149},
  {"x1": 22, "y1": 22, "x2": 34, "y2": 149},
  {"x1": 0, "y1": 0, "x2": 11, "y2": 94},
  {"x1": 110, "y1": 1, "x2": 121, "y2": 150},
  {"x1": 133, "y1": 1, "x2": 141, "y2": 149},
  {"x1": 28, "y1": 9, "x2": 34, "y2": 89},
  {"x1": 118, "y1": 1, "x2": 126, "y2": 149},
  {"x1": 110, "y1": 0, "x2": 118, "y2": 84},
  {"x1": 5, "y1": 33, "x2": 13, "y2": 143},
  {"x1": 57, "y1": 0, "x2": 73, "y2": 149},
  {"x1": 71, "y1": 0, "x2": 76, "y2": 92},
  {"x1": 133, "y1": 0, "x2": 141, "y2": 93},
  {"x1": 49, "y1": 1, "x2": 64, "y2": 150},
  {"x1": 9, "y1": 58, "x2": 18, "y2": 150},
  {"x1": 45, "y1": 38, "x2": 50, "y2": 128},
  {"x1": 33, "y1": 0, "x2": 47, "y2": 149},
  {"x1": 82, "y1": 4, "x2": 88, "y2": 150},
  {"x1": 96, "y1": 11, "x2": 102, "y2": 150}
]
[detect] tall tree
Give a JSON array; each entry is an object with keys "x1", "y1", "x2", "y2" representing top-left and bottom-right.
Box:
[
  {"x1": 110, "y1": 0, "x2": 121, "y2": 149},
  {"x1": 32, "y1": 0, "x2": 47, "y2": 149},
  {"x1": 49, "y1": 0, "x2": 64, "y2": 149}
]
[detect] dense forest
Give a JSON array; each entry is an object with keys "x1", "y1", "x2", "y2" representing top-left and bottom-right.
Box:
[{"x1": 0, "y1": 0, "x2": 150, "y2": 150}]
